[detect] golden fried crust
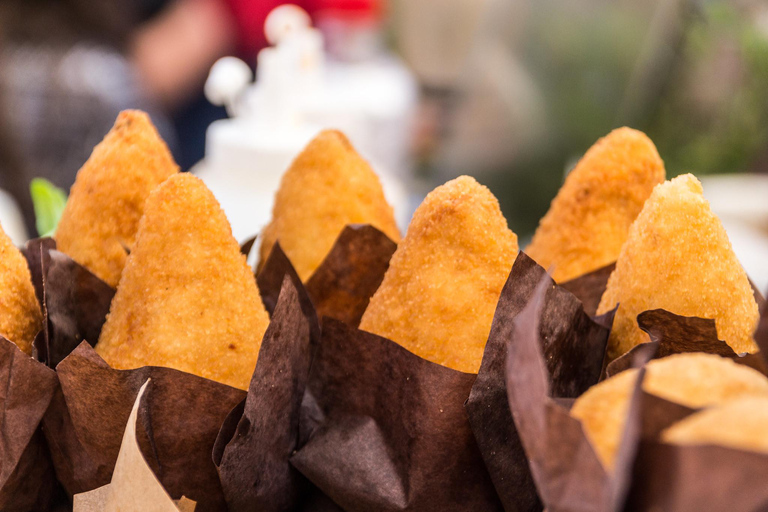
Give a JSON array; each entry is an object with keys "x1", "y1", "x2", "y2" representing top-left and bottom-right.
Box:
[
  {"x1": 596, "y1": 174, "x2": 758, "y2": 361},
  {"x1": 570, "y1": 369, "x2": 637, "y2": 470},
  {"x1": 258, "y1": 130, "x2": 401, "y2": 281},
  {"x1": 527, "y1": 127, "x2": 665, "y2": 282},
  {"x1": 359, "y1": 176, "x2": 518, "y2": 373},
  {"x1": 56, "y1": 110, "x2": 179, "y2": 287},
  {"x1": 0, "y1": 225, "x2": 42, "y2": 354},
  {"x1": 96, "y1": 174, "x2": 270, "y2": 390},
  {"x1": 662, "y1": 397, "x2": 768, "y2": 454},
  {"x1": 571, "y1": 354, "x2": 768, "y2": 469}
]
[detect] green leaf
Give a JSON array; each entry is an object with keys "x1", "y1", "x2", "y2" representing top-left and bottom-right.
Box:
[{"x1": 30, "y1": 178, "x2": 68, "y2": 237}]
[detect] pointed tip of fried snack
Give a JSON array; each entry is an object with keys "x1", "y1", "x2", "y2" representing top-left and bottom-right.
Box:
[
  {"x1": 258, "y1": 129, "x2": 401, "y2": 281},
  {"x1": 662, "y1": 396, "x2": 768, "y2": 454},
  {"x1": 0, "y1": 225, "x2": 42, "y2": 354},
  {"x1": 527, "y1": 127, "x2": 665, "y2": 282},
  {"x1": 56, "y1": 110, "x2": 179, "y2": 287},
  {"x1": 596, "y1": 173, "x2": 758, "y2": 360},
  {"x1": 572, "y1": 353, "x2": 768, "y2": 469},
  {"x1": 96, "y1": 173, "x2": 270, "y2": 389},
  {"x1": 359, "y1": 175, "x2": 518, "y2": 373}
]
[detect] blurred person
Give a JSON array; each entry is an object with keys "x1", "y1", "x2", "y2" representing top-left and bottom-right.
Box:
[{"x1": 0, "y1": 0, "x2": 318, "y2": 236}]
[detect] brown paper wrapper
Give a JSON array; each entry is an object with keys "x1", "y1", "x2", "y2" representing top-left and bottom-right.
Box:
[
  {"x1": 466, "y1": 253, "x2": 616, "y2": 512},
  {"x1": 257, "y1": 225, "x2": 396, "y2": 327},
  {"x1": 213, "y1": 276, "x2": 320, "y2": 512},
  {"x1": 0, "y1": 336, "x2": 59, "y2": 512},
  {"x1": 43, "y1": 342, "x2": 245, "y2": 511},
  {"x1": 73, "y1": 380, "x2": 197, "y2": 512},
  {"x1": 606, "y1": 309, "x2": 768, "y2": 378},
  {"x1": 291, "y1": 317, "x2": 504, "y2": 511},
  {"x1": 559, "y1": 263, "x2": 616, "y2": 317},
  {"x1": 24, "y1": 238, "x2": 115, "y2": 368},
  {"x1": 503, "y1": 270, "x2": 656, "y2": 512},
  {"x1": 620, "y1": 301, "x2": 768, "y2": 512}
]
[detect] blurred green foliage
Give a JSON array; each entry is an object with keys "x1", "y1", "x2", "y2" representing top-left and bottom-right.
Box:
[
  {"x1": 30, "y1": 178, "x2": 67, "y2": 237},
  {"x1": 490, "y1": 0, "x2": 768, "y2": 237}
]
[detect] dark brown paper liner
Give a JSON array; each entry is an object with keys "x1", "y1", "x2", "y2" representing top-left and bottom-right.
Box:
[
  {"x1": 213, "y1": 277, "x2": 318, "y2": 512},
  {"x1": 24, "y1": 238, "x2": 115, "y2": 368},
  {"x1": 620, "y1": 303, "x2": 768, "y2": 512},
  {"x1": 257, "y1": 225, "x2": 396, "y2": 327},
  {"x1": 0, "y1": 336, "x2": 59, "y2": 511},
  {"x1": 291, "y1": 317, "x2": 504, "y2": 512},
  {"x1": 465, "y1": 252, "x2": 613, "y2": 512},
  {"x1": 606, "y1": 309, "x2": 768, "y2": 378},
  {"x1": 627, "y1": 441, "x2": 768, "y2": 512},
  {"x1": 559, "y1": 262, "x2": 616, "y2": 317},
  {"x1": 44, "y1": 342, "x2": 246, "y2": 511},
  {"x1": 504, "y1": 274, "x2": 652, "y2": 512}
]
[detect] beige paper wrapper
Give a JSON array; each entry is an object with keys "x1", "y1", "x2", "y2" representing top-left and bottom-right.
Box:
[{"x1": 73, "y1": 380, "x2": 197, "y2": 512}]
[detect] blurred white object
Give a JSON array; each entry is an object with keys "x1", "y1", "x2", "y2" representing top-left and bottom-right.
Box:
[
  {"x1": 204, "y1": 57, "x2": 253, "y2": 115},
  {"x1": 197, "y1": 5, "x2": 416, "y2": 242},
  {"x1": 0, "y1": 189, "x2": 29, "y2": 246},
  {"x1": 701, "y1": 174, "x2": 768, "y2": 294}
]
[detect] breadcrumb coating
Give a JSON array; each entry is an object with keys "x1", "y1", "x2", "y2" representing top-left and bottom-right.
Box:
[
  {"x1": 571, "y1": 353, "x2": 768, "y2": 469},
  {"x1": 359, "y1": 176, "x2": 518, "y2": 374},
  {"x1": 258, "y1": 130, "x2": 401, "y2": 281},
  {"x1": 96, "y1": 174, "x2": 270, "y2": 390},
  {"x1": 56, "y1": 110, "x2": 179, "y2": 287},
  {"x1": 527, "y1": 127, "x2": 665, "y2": 282},
  {"x1": 663, "y1": 397, "x2": 768, "y2": 454},
  {"x1": 597, "y1": 174, "x2": 758, "y2": 361},
  {"x1": 0, "y1": 225, "x2": 42, "y2": 354}
]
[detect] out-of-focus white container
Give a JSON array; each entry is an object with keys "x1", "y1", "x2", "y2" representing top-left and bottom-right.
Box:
[{"x1": 194, "y1": 5, "x2": 417, "y2": 243}]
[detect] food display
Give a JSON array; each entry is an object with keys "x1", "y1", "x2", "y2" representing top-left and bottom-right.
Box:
[{"x1": 4, "y1": 110, "x2": 768, "y2": 511}]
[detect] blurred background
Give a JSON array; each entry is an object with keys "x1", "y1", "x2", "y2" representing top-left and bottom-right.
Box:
[{"x1": 2, "y1": 0, "x2": 768, "y2": 285}]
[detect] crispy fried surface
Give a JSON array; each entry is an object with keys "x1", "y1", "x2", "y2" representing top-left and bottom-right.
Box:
[
  {"x1": 0, "y1": 225, "x2": 42, "y2": 354},
  {"x1": 96, "y1": 174, "x2": 270, "y2": 390},
  {"x1": 56, "y1": 110, "x2": 179, "y2": 287},
  {"x1": 571, "y1": 353, "x2": 768, "y2": 469},
  {"x1": 359, "y1": 176, "x2": 518, "y2": 373},
  {"x1": 596, "y1": 174, "x2": 758, "y2": 361},
  {"x1": 662, "y1": 397, "x2": 768, "y2": 454},
  {"x1": 527, "y1": 127, "x2": 665, "y2": 282},
  {"x1": 258, "y1": 130, "x2": 401, "y2": 281}
]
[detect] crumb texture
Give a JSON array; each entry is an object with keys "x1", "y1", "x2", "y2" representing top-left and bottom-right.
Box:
[
  {"x1": 527, "y1": 127, "x2": 665, "y2": 282},
  {"x1": 571, "y1": 353, "x2": 768, "y2": 469},
  {"x1": 0, "y1": 224, "x2": 42, "y2": 353},
  {"x1": 597, "y1": 174, "x2": 758, "y2": 360},
  {"x1": 359, "y1": 176, "x2": 518, "y2": 373},
  {"x1": 96, "y1": 174, "x2": 270, "y2": 390},
  {"x1": 259, "y1": 130, "x2": 401, "y2": 281},
  {"x1": 56, "y1": 110, "x2": 179, "y2": 287}
]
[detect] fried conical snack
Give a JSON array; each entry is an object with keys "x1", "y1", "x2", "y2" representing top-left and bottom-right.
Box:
[
  {"x1": 571, "y1": 354, "x2": 768, "y2": 469},
  {"x1": 96, "y1": 174, "x2": 270, "y2": 390},
  {"x1": 597, "y1": 174, "x2": 758, "y2": 361},
  {"x1": 56, "y1": 110, "x2": 179, "y2": 287},
  {"x1": 359, "y1": 176, "x2": 518, "y2": 373},
  {"x1": 0, "y1": 225, "x2": 42, "y2": 354},
  {"x1": 258, "y1": 130, "x2": 401, "y2": 281},
  {"x1": 527, "y1": 127, "x2": 665, "y2": 282},
  {"x1": 662, "y1": 397, "x2": 768, "y2": 454}
]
